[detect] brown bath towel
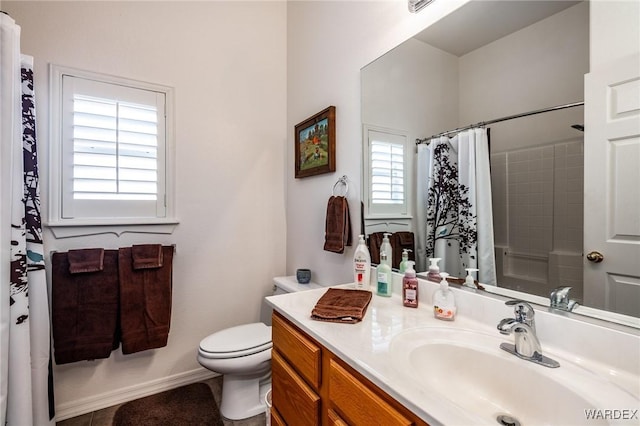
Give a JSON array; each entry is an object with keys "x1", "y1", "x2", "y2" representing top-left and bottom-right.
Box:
[
  {"x1": 132, "y1": 244, "x2": 164, "y2": 269},
  {"x1": 119, "y1": 245, "x2": 174, "y2": 354},
  {"x1": 368, "y1": 232, "x2": 385, "y2": 265},
  {"x1": 311, "y1": 288, "x2": 372, "y2": 324},
  {"x1": 68, "y1": 248, "x2": 105, "y2": 274},
  {"x1": 51, "y1": 249, "x2": 120, "y2": 364},
  {"x1": 323, "y1": 196, "x2": 352, "y2": 253}
]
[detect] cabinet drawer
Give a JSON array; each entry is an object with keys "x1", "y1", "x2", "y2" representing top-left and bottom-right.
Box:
[
  {"x1": 328, "y1": 409, "x2": 349, "y2": 426},
  {"x1": 329, "y1": 359, "x2": 413, "y2": 426},
  {"x1": 272, "y1": 312, "x2": 321, "y2": 389},
  {"x1": 272, "y1": 350, "x2": 320, "y2": 426},
  {"x1": 271, "y1": 408, "x2": 286, "y2": 426}
]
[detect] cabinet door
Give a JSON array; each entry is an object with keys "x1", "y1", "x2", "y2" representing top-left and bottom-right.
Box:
[
  {"x1": 328, "y1": 409, "x2": 349, "y2": 426},
  {"x1": 272, "y1": 350, "x2": 320, "y2": 426},
  {"x1": 272, "y1": 313, "x2": 322, "y2": 388},
  {"x1": 329, "y1": 359, "x2": 413, "y2": 426}
]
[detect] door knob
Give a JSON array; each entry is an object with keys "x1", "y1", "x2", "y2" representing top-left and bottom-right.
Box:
[{"x1": 586, "y1": 251, "x2": 604, "y2": 263}]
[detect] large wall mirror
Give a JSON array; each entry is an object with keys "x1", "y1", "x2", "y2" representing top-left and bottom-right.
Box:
[{"x1": 361, "y1": 0, "x2": 640, "y2": 327}]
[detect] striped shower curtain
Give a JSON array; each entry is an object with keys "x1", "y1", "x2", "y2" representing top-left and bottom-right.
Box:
[{"x1": 1, "y1": 13, "x2": 54, "y2": 426}]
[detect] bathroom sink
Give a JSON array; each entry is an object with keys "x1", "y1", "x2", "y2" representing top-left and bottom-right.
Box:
[{"x1": 389, "y1": 327, "x2": 639, "y2": 425}]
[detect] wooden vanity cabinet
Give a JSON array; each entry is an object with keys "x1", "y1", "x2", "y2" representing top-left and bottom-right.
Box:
[{"x1": 271, "y1": 311, "x2": 429, "y2": 426}]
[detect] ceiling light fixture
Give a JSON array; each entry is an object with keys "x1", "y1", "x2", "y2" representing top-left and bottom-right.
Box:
[{"x1": 408, "y1": 0, "x2": 436, "y2": 13}]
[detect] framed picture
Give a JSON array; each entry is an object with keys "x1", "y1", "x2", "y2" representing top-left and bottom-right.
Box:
[{"x1": 295, "y1": 106, "x2": 336, "y2": 178}]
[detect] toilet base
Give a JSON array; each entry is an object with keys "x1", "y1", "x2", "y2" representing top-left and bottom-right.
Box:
[{"x1": 220, "y1": 371, "x2": 272, "y2": 420}]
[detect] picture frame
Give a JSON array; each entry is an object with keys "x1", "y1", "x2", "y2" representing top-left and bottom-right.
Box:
[{"x1": 294, "y1": 106, "x2": 336, "y2": 178}]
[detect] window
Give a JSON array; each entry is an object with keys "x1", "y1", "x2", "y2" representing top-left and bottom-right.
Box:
[
  {"x1": 49, "y1": 65, "x2": 176, "y2": 230},
  {"x1": 363, "y1": 126, "x2": 411, "y2": 218}
]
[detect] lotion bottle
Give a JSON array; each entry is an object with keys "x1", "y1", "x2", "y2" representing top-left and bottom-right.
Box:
[
  {"x1": 353, "y1": 235, "x2": 371, "y2": 290},
  {"x1": 376, "y1": 252, "x2": 392, "y2": 297},
  {"x1": 402, "y1": 261, "x2": 418, "y2": 308},
  {"x1": 380, "y1": 233, "x2": 393, "y2": 268},
  {"x1": 426, "y1": 258, "x2": 441, "y2": 282},
  {"x1": 433, "y1": 272, "x2": 456, "y2": 321},
  {"x1": 398, "y1": 249, "x2": 411, "y2": 273}
]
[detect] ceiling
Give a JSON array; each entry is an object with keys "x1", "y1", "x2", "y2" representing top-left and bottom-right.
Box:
[{"x1": 414, "y1": 0, "x2": 582, "y2": 56}]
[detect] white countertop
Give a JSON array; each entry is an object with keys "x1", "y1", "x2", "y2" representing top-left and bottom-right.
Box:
[
  {"x1": 266, "y1": 282, "x2": 503, "y2": 426},
  {"x1": 266, "y1": 279, "x2": 640, "y2": 426}
]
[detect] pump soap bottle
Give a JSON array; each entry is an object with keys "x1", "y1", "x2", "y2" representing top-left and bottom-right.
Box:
[
  {"x1": 380, "y1": 233, "x2": 393, "y2": 267},
  {"x1": 433, "y1": 272, "x2": 456, "y2": 321},
  {"x1": 376, "y1": 252, "x2": 392, "y2": 297},
  {"x1": 464, "y1": 268, "x2": 480, "y2": 288},
  {"x1": 399, "y1": 249, "x2": 411, "y2": 273},
  {"x1": 353, "y1": 235, "x2": 371, "y2": 290},
  {"x1": 402, "y1": 261, "x2": 418, "y2": 308},
  {"x1": 426, "y1": 258, "x2": 441, "y2": 282}
]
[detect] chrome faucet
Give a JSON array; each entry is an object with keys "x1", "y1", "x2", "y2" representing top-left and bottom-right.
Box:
[
  {"x1": 497, "y1": 300, "x2": 560, "y2": 368},
  {"x1": 550, "y1": 286, "x2": 579, "y2": 312}
]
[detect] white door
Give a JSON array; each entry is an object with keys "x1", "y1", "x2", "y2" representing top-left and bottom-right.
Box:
[{"x1": 583, "y1": 53, "x2": 640, "y2": 317}]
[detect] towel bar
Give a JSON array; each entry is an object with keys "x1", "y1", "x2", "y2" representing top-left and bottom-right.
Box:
[{"x1": 332, "y1": 175, "x2": 349, "y2": 197}]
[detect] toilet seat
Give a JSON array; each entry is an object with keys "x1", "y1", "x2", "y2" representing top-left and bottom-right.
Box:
[{"x1": 199, "y1": 323, "x2": 272, "y2": 359}]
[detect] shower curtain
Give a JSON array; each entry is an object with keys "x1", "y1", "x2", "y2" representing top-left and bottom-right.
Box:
[
  {"x1": 1, "y1": 13, "x2": 54, "y2": 426},
  {"x1": 417, "y1": 128, "x2": 496, "y2": 285}
]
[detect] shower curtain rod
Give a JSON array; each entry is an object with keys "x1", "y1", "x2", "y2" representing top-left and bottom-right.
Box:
[{"x1": 415, "y1": 101, "x2": 584, "y2": 145}]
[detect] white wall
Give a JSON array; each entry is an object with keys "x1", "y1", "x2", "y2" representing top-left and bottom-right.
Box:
[
  {"x1": 286, "y1": 0, "x2": 469, "y2": 285},
  {"x1": 4, "y1": 0, "x2": 286, "y2": 417}
]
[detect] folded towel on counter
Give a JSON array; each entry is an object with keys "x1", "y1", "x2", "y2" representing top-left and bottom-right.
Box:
[
  {"x1": 323, "y1": 196, "x2": 352, "y2": 254},
  {"x1": 118, "y1": 245, "x2": 174, "y2": 354},
  {"x1": 67, "y1": 248, "x2": 105, "y2": 274},
  {"x1": 311, "y1": 288, "x2": 372, "y2": 324},
  {"x1": 51, "y1": 249, "x2": 120, "y2": 364},
  {"x1": 132, "y1": 244, "x2": 164, "y2": 269}
]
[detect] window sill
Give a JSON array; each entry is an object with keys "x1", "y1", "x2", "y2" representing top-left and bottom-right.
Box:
[{"x1": 45, "y1": 219, "x2": 179, "y2": 239}]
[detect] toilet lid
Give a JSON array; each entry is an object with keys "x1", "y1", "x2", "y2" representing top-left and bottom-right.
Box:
[{"x1": 199, "y1": 323, "x2": 272, "y2": 358}]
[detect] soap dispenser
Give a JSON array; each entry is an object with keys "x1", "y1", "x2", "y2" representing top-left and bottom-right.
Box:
[
  {"x1": 353, "y1": 235, "x2": 371, "y2": 290},
  {"x1": 399, "y1": 249, "x2": 412, "y2": 273},
  {"x1": 376, "y1": 252, "x2": 392, "y2": 297},
  {"x1": 433, "y1": 272, "x2": 456, "y2": 321},
  {"x1": 426, "y1": 258, "x2": 441, "y2": 282},
  {"x1": 402, "y1": 261, "x2": 418, "y2": 308},
  {"x1": 380, "y1": 233, "x2": 393, "y2": 267},
  {"x1": 464, "y1": 268, "x2": 479, "y2": 288}
]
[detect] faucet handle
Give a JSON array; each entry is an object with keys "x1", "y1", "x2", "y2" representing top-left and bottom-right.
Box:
[
  {"x1": 505, "y1": 299, "x2": 535, "y2": 328},
  {"x1": 550, "y1": 286, "x2": 579, "y2": 311}
]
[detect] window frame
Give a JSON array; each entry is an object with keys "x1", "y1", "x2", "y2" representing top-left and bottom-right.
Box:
[
  {"x1": 48, "y1": 64, "x2": 177, "y2": 234},
  {"x1": 362, "y1": 124, "x2": 412, "y2": 220}
]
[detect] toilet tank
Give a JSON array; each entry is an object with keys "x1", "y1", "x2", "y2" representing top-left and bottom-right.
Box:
[{"x1": 259, "y1": 276, "x2": 326, "y2": 325}]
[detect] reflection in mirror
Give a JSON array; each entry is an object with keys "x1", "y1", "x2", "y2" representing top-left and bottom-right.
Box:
[{"x1": 361, "y1": 1, "x2": 638, "y2": 326}]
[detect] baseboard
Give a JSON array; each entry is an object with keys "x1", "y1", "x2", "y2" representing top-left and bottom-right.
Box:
[{"x1": 55, "y1": 368, "x2": 218, "y2": 421}]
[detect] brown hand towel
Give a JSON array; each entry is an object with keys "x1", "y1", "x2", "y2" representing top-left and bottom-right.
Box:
[
  {"x1": 51, "y1": 250, "x2": 119, "y2": 364},
  {"x1": 119, "y1": 245, "x2": 174, "y2": 354},
  {"x1": 323, "y1": 196, "x2": 352, "y2": 254},
  {"x1": 311, "y1": 288, "x2": 372, "y2": 324},
  {"x1": 67, "y1": 248, "x2": 105, "y2": 274},
  {"x1": 132, "y1": 244, "x2": 163, "y2": 269},
  {"x1": 367, "y1": 232, "x2": 385, "y2": 265}
]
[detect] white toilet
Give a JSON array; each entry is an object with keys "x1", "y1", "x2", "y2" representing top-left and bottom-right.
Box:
[{"x1": 197, "y1": 276, "x2": 324, "y2": 420}]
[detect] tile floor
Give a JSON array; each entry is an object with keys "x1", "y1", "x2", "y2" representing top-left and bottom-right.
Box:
[{"x1": 55, "y1": 376, "x2": 266, "y2": 426}]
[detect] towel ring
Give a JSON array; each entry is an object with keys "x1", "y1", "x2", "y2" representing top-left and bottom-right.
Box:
[{"x1": 332, "y1": 175, "x2": 348, "y2": 197}]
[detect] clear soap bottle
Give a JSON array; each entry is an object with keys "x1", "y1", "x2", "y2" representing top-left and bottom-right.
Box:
[
  {"x1": 353, "y1": 235, "x2": 371, "y2": 290},
  {"x1": 433, "y1": 272, "x2": 456, "y2": 321},
  {"x1": 376, "y1": 252, "x2": 392, "y2": 297}
]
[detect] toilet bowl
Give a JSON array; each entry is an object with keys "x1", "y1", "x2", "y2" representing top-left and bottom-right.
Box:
[{"x1": 197, "y1": 276, "x2": 325, "y2": 420}]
